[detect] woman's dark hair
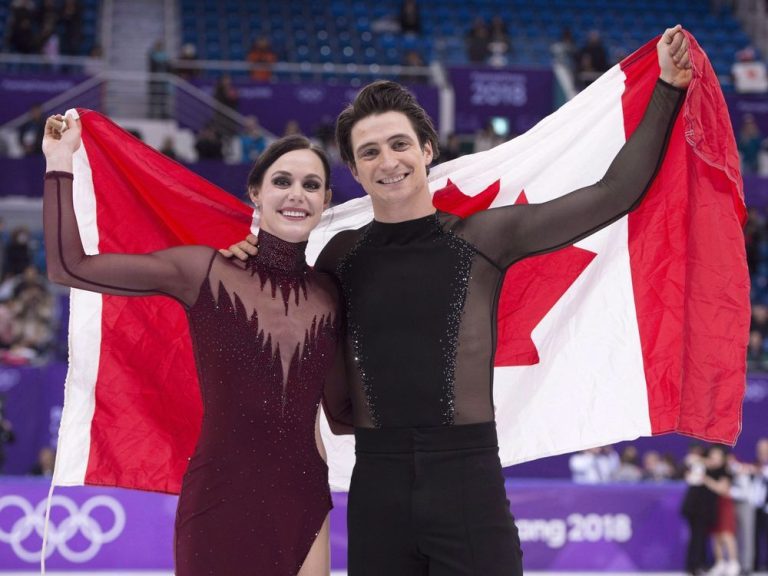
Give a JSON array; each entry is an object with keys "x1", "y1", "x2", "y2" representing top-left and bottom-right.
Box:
[
  {"x1": 246, "y1": 134, "x2": 331, "y2": 193},
  {"x1": 335, "y1": 80, "x2": 440, "y2": 167}
]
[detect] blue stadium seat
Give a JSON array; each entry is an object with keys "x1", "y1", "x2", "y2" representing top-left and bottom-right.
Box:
[{"x1": 149, "y1": 0, "x2": 745, "y2": 88}]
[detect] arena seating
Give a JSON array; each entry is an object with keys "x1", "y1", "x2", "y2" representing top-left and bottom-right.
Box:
[{"x1": 179, "y1": 0, "x2": 750, "y2": 82}]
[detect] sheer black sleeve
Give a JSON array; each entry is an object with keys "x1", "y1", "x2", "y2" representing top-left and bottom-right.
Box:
[
  {"x1": 454, "y1": 79, "x2": 686, "y2": 269},
  {"x1": 321, "y1": 336, "x2": 354, "y2": 435},
  {"x1": 43, "y1": 171, "x2": 215, "y2": 307},
  {"x1": 313, "y1": 228, "x2": 362, "y2": 279},
  {"x1": 315, "y1": 229, "x2": 362, "y2": 434}
]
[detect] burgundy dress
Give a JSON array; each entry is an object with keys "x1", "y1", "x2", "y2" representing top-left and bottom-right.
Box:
[{"x1": 44, "y1": 171, "x2": 341, "y2": 575}]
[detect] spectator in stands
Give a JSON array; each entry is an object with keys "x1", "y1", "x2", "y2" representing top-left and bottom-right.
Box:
[
  {"x1": 749, "y1": 329, "x2": 766, "y2": 367},
  {"x1": 247, "y1": 36, "x2": 277, "y2": 82},
  {"x1": 487, "y1": 15, "x2": 511, "y2": 67},
  {"x1": 37, "y1": 0, "x2": 60, "y2": 69},
  {"x1": 0, "y1": 301, "x2": 13, "y2": 351},
  {"x1": 175, "y1": 43, "x2": 199, "y2": 81},
  {"x1": 283, "y1": 119, "x2": 301, "y2": 137},
  {"x1": 239, "y1": 116, "x2": 268, "y2": 163},
  {"x1": 6, "y1": 266, "x2": 55, "y2": 363},
  {"x1": 466, "y1": 17, "x2": 490, "y2": 64},
  {"x1": 750, "y1": 304, "x2": 768, "y2": 367},
  {"x1": 41, "y1": 28, "x2": 61, "y2": 72},
  {"x1": 30, "y1": 446, "x2": 55, "y2": 476},
  {"x1": 738, "y1": 114, "x2": 763, "y2": 174},
  {"x1": 8, "y1": 1, "x2": 39, "y2": 54},
  {"x1": 147, "y1": 40, "x2": 170, "y2": 118},
  {"x1": 0, "y1": 396, "x2": 14, "y2": 473},
  {"x1": 613, "y1": 445, "x2": 644, "y2": 482},
  {"x1": 745, "y1": 207, "x2": 765, "y2": 276},
  {"x1": 580, "y1": 30, "x2": 609, "y2": 72},
  {"x1": 663, "y1": 452, "x2": 683, "y2": 479},
  {"x1": 755, "y1": 438, "x2": 768, "y2": 572},
  {"x1": 732, "y1": 46, "x2": 768, "y2": 94},
  {"x1": 551, "y1": 28, "x2": 578, "y2": 77},
  {"x1": 3, "y1": 227, "x2": 32, "y2": 280},
  {"x1": 642, "y1": 449, "x2": 675, "y2": 481},
  {"x1": 37, "y1": 0, "x2": 58, "y2": 37},
  {"x1": 83, "y1": 45, "x2": 104, "y2": 76},
  {"x1": 474, "y1": 120, "x2": 502, "y2": 153},
  {"x1": 159, "y1": 136, "x2": 178, "y2": 160},
  {"x1": 9, "y1": 0, "x2": 36, "y2": 25},
  {"x1": 313, "y1": 116, "x2": 340, "y2": 163},
  {"x1": 213, "y1": 74, "x2": 239, "y2": 138},
  {"x1": 18, "y1": 104, "x2": 46, "y2": 156},
  {"x1": 401, "y1": 50, "x2": 426, "y2": 84},
  {"x1": 194, "y1": 123, "x2": 224, "y2": 161},
  {"x1": 729, "y1": 452, "x2": 765, "y2": 575},
  {"x1": 440, "y1": 133, "x2": 462, "y2": 163},
  {"x1": 399, "y1": 0, "x2": 421, "y2": 35},
  {"x1": 59, "y1": 0, "x2": 83, "y2": 56},
  {"x1": 0, "y1": 218, "x2": 6, "y2": 277},
  {"x1": 577, "y1": 30, "x2": 609, "y2": 89},
  {"x1": 569, "y1": 446, "x2": 619, "y2": 483},
  {"x1": 214, "y1": 74, "x2": 238, "y2": 111},
  {"x1": 711, "y1": 0, "x2": 736, "y2": 16}
]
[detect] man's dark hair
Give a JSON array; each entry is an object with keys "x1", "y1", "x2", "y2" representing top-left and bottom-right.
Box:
[
  {"x1": 247, "y1": 134, "x2": 331, "y2": 192},
  {"x1": 336, "y1": 80, "x2": 440, "y2": 167}
]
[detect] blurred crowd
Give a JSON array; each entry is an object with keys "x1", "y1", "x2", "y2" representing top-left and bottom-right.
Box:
[
  {"x1": 4, "y1": 0, "x2": 86, "y2": 60},
  {"x1": 570, "y1": 440, "x2": 768, "y2": 575},
  {"x1": 0, "y1": 219, "x2": 57, "y2": 366},
  {"x1": 746, "y1": 207, "x2": 768, "y2": 370},
  {"x1": 738, "y1": 113, "x2": 768, "y2": 177}
]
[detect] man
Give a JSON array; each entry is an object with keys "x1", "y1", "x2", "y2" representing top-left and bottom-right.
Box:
[{"x1": 228, "y1": 26, "x2": 691, "y2": 576}]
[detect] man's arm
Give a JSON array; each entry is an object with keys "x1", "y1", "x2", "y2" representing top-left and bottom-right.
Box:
[
  {"x1": 455, "y1": 26, "x2": 691, "y2": 269},
  {"x1": 321, "y1": 338, "x2": 354, "y2": 435}
]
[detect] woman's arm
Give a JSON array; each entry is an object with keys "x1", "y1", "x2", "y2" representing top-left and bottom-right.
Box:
[
  {"x1": 703, "y1": 474, "x2": 731, "y2": 496},
  {"x1": 43, "y1": 115, "x2": 213, "y2": 306}
]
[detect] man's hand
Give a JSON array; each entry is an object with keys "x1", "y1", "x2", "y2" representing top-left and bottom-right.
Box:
[
  {"x1": 657, "y1": 25, "x2": 692, "y2": 89},
  {"x1": 219, "y1": 233, "x2": 258, "y2": 260}
]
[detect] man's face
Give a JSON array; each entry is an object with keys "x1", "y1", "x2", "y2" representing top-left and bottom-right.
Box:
[{"x1": 349, "y1": 111, "x2": 433, "y2": 211}]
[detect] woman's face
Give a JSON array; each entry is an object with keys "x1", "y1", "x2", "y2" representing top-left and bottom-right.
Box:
[
  {"x1": 707, "y1": 448, "x2": 725, "y2": 468},
  {"x1": 250, "y1": 149, "x2": 330, "y2": 243}
]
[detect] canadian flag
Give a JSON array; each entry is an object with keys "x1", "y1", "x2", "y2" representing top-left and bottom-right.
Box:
[{"x1": 54, "y1": 33, "x2": 747, "y2": 494}]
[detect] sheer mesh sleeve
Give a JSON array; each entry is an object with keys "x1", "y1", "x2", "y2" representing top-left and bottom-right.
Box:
[
  {"x1": 43, "y1": 171, "x2": 215, "y2": 307},
  {"x1": 315, "y1": 230, "x2": 362, "y2": 434},
  {"x1": 455, "y1": 79, "x2": 686, "y2": 269},
  {"x1": 321, "y1": 337, "x2": 354, "y2": 434}
]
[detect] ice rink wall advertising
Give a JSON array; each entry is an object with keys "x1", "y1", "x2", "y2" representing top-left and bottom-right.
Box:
[{"x1": 0, "y1": 479, "x2": 689, "y2": 571}]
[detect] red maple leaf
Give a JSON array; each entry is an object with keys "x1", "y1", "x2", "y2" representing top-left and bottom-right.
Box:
[
  {"x1": 434, "y1": 182, "x2": 596, "y2": 366},
  {"x1": 433, "y1": 178, "x2": 501, "y2": 217}
]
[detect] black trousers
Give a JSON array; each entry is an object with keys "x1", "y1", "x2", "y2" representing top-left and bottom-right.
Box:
[
  {"x1": 347, "y1": 422, "x2": 523, "y2": 576},
  {"x1": 684, "y1": 514, "x2": 710, "y2": 574}
]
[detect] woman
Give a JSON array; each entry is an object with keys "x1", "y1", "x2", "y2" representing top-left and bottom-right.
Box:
[
  {"x1": 704, "y1": 445, "x2": 740, "y2": 576},
  {"x1": 43, "y1": 116, "x2": 340, "y2": 576}
]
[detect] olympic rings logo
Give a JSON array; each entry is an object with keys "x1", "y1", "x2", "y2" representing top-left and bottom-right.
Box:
[{"x1": 0, "y1": 494, "x2": 125, "y2": 563}]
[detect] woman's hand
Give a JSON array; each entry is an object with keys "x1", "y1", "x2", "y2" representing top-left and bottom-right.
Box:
[
  {"x1": 657, "y1": 25, "x2": 692, "y2": 89},
  {"x1": 43, "y1": 114, "x2": 81, "y2": 172}
]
